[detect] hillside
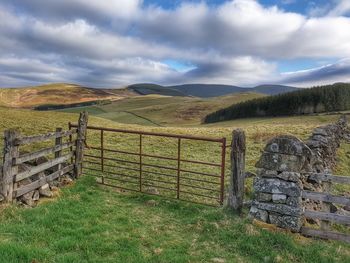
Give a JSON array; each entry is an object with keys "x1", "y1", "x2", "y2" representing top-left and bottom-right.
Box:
[
  {"x1": 127, "y1": 83, "x2": 186, "y2": 96},
  {"x1": 59, "y1": 92, "x2": 266, "y2": 126},
  {"x1": 204, "y1": 83, "x2": 350, "y2": 123},
  {"x1": 127, "y1": 83, "x2": 298, "y2": 98},
  {"x1": 253, "y1": 84, "x2": 297, "y2": 95},
  {"x1": 0, "y1": 83, "x2": 135, "y2": 108}
]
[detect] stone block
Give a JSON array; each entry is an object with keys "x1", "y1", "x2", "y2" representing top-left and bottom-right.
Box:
[
  {"x1": 39, "y1": 184, "x2": 53, "y2": 197},
  {"x1": 258, "y1": 169, "x2": 301, "y2": 182},
  {"x1": 32, "y1": 190, "x2": 40, "y2": 201},
  {"x1": 268, "y1": 213, "x2": 302, "y2": 232},
  {"x1": 264, "y1": 135, "x2": 311, "y2": 156},
  {"x1": 256, "y1": 152, "x2": 306, "y2": 172},
  {"x1": 252, "y1": 201, "x2": 302, "y2": 216},
  {"x1": 249, "y1": 206, "x2": 268, "y2": 222},
  {"x1": 256, "y1": 192, "x2": 272, "y2": 202},
  {"x1": 272, "y1": 194, "x2": 286, "y2": 204},
  {"x1": 256, "y1": 169, "x2": 277, "y2": 178},
  {"x1": 253, "y1": 178, "x2": 301, "y2": 197},
  {"x1": 286, "y1": 196, "x2": 302, "y2": 207},
  {"x1": 312, "y1": 128, "x2": 328, "y2": 136}
]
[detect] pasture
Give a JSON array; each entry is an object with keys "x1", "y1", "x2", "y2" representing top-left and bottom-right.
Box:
[{"x1": 0, "y1": 108, "x2": 349, "y2": 262}]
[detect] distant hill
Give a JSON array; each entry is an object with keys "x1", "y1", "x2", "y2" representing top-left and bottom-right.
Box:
[
  {"x1": 127, "y1": 83, "x2": 298, "y2": 97},
  {"x1": 168, "y1": 84, "x2": 245, "y2": 97},
  {"x1": 253, "y1": 84, "x2": 297, "y2": 95},
  {"x1": 0, "y1": 83, "x2": 135, "y2": 108},
  {"x1": 204, "y1": 83, "x2": 350, "y2": 123},
  {"x1": 127, "y1": 83, "x2": 186, "y2": 96}
]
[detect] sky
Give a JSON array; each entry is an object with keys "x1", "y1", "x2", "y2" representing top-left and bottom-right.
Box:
[{"x1": 0, "y1": 0, "x2": 350, "y2": 88}]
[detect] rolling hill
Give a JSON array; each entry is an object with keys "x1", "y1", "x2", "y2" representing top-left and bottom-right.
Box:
[
  {"x1": 127, "y1": 83, "x2": 298, "y2": 98},
  {"x1": 127, "y1": 83, "x2": 186, "y2": 96},
  {"x1": 0, "y1": 83, "x2": 136, "y2": 108},
  {"x1": 59, "y1": 92, "x2": 266, "y2": 126}
]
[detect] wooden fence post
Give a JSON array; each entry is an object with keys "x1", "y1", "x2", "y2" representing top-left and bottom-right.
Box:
[
  {"x1": 321, "y1": 169, "x2": 332, "y2": 231},
  {"x1": 227, "y1": 129, "x2": 246, "y2": 213},
  {"x1": 2, "y1": 129, "x2": 19, "y2": 202},
  {"x1": 74, "y1": 112, "x2": 88, "y2": 178},
  {"x1": 55, "y1": 128, "x2": 63, "y2": 172}
]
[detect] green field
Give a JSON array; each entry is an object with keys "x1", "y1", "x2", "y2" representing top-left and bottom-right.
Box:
[
  {"x1": 0, "y1": 107, "x2": 350, "y2": 262},
  {"x1": 58, "y1": 93, "x2": 266, "y2": 126}
]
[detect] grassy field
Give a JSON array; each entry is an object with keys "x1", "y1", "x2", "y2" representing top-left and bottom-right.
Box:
[
  {"x1": 59, "y1": 92, "x2": 266, "y2": 126},
  {"x1": 0, "y1": 108, "x2": 349, "y2": 262},
  {"x1": 0, "y1": 83, "x2": 134, "y2": 108}
]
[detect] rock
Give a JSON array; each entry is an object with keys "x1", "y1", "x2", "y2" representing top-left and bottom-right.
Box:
[
  {"x1": 24, "y1": 156, "x2": 49, "y2": 167},
  {"x1": 49, "y1": 180, "x2": 61, "y2": 187},
  {"x1": 306, "y1": 218, "x2": 320, "y2": 225},
  {"x1": 269, "y1": 213, "x2": 302, "y2": 232},
  {"x1": 330, "y1": 203, "x2": 338, "y2": 213},
  {"x1": 258, "y1": 169, "x2": 301, "y2": 182},
  {"x1": 30, "y1": 171, "x2": 45, "y2": 182},
  {"x1": 256, "y1": 152, "x2": 307, "y2": 172},
  {"x1": 312, "y1": 128, "x2": 329, "y2": 137},
  {"x1": 272, "y1": 194, "x2": 286, "y2": 204},
  {"x1": 344, "y1": 205, "x2": 350, "y2": 212},
  {"x1": 60, "y1": 175, "x2": 73, "y2": 186},
  {"x1": 276, "y1": 171, "x2": 300, "y2": 182},
  {"x1": 32, "y1": 190, "x2": 40, "y2": 201},
  {"x1": 253, "y1": 178, "x2": 301, "y2": 197},
  {"x1": 35, "y1": 156, "x2": 49, "y2": 166},
  {"x1": 264, "y1": 136, "x2": 312, "y2": 156},
  {"x1": 252, "y1": 201, "x2": 302, "y2": 216},
  {"x1": 18, "y1": 163, "x2": 32, "y2": 173},
  {"x1": 256, "y1": 193, "x2": 272, "y2": 202},
  {"x1": 249, "y1": 206, "x2": 268, "y2": 222},
  {"x1": 19, "y1": 191, "x2": 35, "y2": 207},
  {"x1": 286, "y1": 197, "x2": 302, "y2": 207},
  {"x1": 39, "y1": 184, "x2": 53, "y2": 197}
]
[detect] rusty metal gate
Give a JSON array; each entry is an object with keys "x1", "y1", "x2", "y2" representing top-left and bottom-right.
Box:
[{"x1": 70, "y1": 124, "x2": 226, "y2": 206}]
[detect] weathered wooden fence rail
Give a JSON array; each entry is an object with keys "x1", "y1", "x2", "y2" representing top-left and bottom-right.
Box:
[
  {"x1": 0, "y1": 112, "x2": 88, "y2": 203},
  {"x1": 301, "y1": 172, "x2": 350, "y2": 243}
]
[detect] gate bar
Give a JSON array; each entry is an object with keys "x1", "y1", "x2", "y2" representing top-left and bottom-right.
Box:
[{"x1": 70, "y1": 124, "x2": 224, "y2": 142}]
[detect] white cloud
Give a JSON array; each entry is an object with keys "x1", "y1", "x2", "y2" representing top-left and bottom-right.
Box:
[
  {"x1": 328, "y1": 0, "x2": 350, "y2": 16},
  {"x1": 0, "y1": 0, "x2": 349, "y2": 87}
]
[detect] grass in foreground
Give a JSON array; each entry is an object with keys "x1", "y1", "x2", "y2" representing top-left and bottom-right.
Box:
[{"x1": 0, "y1": 176, "x2": 349, "y2": 263}]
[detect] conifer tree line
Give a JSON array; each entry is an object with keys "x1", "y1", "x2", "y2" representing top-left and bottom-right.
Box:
[{"x1": 204, "y1": 83, "x2": 350, "y2": 123}]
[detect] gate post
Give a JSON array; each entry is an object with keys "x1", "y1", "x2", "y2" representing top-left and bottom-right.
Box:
[
  {"x1": 2, "y1": 129, "x2": 20, "y2": 202},
  {"x1": 74, "y1": 112, "x2": 88, "y2": 178},
  {"x1": 227, "y1": 129, "x2": 246, "y2": 213}
]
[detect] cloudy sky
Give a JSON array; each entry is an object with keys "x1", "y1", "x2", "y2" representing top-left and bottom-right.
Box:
[{"x1": 0, "y1": 0, "x2": 350, "y2": 88}]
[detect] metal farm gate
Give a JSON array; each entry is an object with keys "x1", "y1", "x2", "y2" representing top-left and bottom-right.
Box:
[{"x1": 70, "y1": 124, "x2": 226, "y2": 206}]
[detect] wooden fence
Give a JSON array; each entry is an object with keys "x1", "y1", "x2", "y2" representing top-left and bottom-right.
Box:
[
  {"x1": 301, "y1": 172, "x2": 350, "y2": 243},
  {"x1": 0, "y1": 112, "x2": 88, "y2": 203}
]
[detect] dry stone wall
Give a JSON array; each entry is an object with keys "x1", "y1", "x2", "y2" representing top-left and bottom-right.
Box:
[
  {"x1": 250, "y1": 116, "x2": 349, "y2": 232},
  {"x1": 250, "y1": 136, "x2": 311, "y2": 232}
]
